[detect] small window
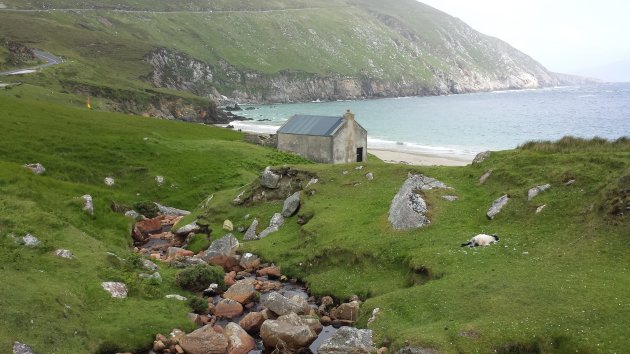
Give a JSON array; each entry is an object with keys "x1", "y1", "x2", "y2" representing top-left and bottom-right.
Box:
[{"x1": 356, "y1": 147, "x2": 363, "y2": 162}]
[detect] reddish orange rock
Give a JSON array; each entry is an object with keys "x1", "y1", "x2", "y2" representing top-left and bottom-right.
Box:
[
  {"x1": 132, "y1": 216, "x2": 165, "y2": 242},
  {"x1": 225, "y1": 322, "x2": 256, "y2": 354},
  {"x1": 214, "y1": 299, "x2": 243, "y2": 319},
  {"x1": 257, "y1": 265, "x2": 281, "y2": 279},
  {"x1": 239, "y1": 312, "x2": 265, "y2": 334},
  {"x1": 224, "y1": 271, "x2": 237, "y2": 287},
  {"x1": 223, "y1": 279, "x2": 258, "y2": 304}
]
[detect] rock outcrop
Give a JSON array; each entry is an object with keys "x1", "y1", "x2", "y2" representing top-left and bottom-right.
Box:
[
  {"x1": 12, "y1": 341, "x2": 36, "y2": 354},
  {"x1": 388, "y1": 174, "x2": 449, "y2": 230},
  {"x1": 260, "y1": 167, "x2": 281, "y2": 189},
  {"x1": 54, "y1": 249, "x2": 74, "y2": 259},
  {"x1": 487, "y1": 194, "x2": 510, "y2": 219},
  {"x1": 154, "y1": 203, "x2": 190, "y2": 216},
  {"x1": 281, "y1": 192, "x2": 301, "y2": 218},
  {"x1": 528, "y1": 184, "x2": 551, "y2": 201},
  {"x1": 234, "y1": 167, "x2": 315, "y2": 206},
  {"x1": 21, "y1": 234, "x2": 41, "y2": 248},
  {"x1": 101, "y1": 282, "x2": 127, "y2": 298},
  {"x1": 203, "y1": 233, "x2": 239, "y2": 261},
  {"x1": 479, "y1": 170, "x2": 493, "y2": 184},
  {"x1": 243, "y1": 219, "x2": 259, "y2": 241},
  {"x1": 472, "y1": 151, "x2": 491, "y2": 164}
]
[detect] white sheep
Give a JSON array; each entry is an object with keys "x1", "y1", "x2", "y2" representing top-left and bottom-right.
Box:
[{"x1": 461, "y1": 234, "x2": 499, "y2": 247}]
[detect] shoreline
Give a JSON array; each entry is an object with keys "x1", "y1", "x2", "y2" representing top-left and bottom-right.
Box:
[
  {"x1": 219, "y1": 123, "x2": 476, "y2": 166},
  {"x1": 369, "y1": 148, "x2": 473, "y2": 166}
]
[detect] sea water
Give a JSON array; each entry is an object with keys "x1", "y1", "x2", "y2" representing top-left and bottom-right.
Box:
[{"x1": 230, "y1": 83, "x2": 630, "y2": 157}]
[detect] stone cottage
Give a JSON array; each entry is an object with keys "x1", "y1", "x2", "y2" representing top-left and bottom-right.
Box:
[{"x1": 277, "y1": 110, "x2": 368, "y2": 164}]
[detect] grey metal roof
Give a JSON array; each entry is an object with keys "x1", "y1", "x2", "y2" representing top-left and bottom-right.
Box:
[{"x1": 277, "y1": 115, "x2": 344, "y2": 136}]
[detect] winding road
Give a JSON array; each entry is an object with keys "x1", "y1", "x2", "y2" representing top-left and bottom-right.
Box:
[{"x1": 0, "y1": 50, "x2": 63, "y2": 76}]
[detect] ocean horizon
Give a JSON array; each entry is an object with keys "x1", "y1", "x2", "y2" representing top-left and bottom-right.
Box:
[{"x1": 228, "y1": 83, "x2": 630, "y2": 158}]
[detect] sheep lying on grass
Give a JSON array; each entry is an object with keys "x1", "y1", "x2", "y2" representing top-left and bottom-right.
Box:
[{"x1": 461, "y1": 234, "x2": 499, "y2": 247}]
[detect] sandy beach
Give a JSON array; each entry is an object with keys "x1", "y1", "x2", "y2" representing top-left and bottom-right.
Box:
[
  {"x1": 222, "y1": 123, "x2": 475, "y2": 166},
  {"x1": 370, "y1": 148, "x2": 473, "y2": 166}
]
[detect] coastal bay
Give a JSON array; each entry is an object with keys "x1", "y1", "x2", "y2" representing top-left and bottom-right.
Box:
[{"x1": 232, "y1": 83, "x2": 630, "y2": 165}]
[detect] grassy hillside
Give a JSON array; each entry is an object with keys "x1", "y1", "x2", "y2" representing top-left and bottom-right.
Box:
[
  {"x1": 0, "y1": 90, "x2": 306, "y2": 353},
  {"x1": 187, "y1": 138, "x2": 630, "y2": 352},
  {"x1": 2, "y1": 1, "x2": 628, "y2": 352},
  {"x1": 0, "y1": 0, "x2": 556, "y2": 106},
  {"x1": 2, "y1": 83, "x2": 630, "y2": 353}
]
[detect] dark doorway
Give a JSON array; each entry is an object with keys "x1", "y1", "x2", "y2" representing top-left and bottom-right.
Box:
[{"x1": 356, "y1": 147, "x2": 363, "y2": 162}]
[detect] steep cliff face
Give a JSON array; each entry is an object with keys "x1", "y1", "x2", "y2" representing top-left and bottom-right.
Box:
[
  {"x1": 145, "y1": 48, "x2": 445, "y2": 103},
  {"x1": 146, "y1": 46, "x2": 557, "y2": 104},
  {"x1": 143, "y1": 1, "x2": 559, "y2": 103}
]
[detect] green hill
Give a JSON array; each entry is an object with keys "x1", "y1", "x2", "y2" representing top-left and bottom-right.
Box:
[
  {"x1": 2, "y1": 1, "x2": 629, "y2": 353},
  {"x1": 1, "y1": 85, "x2": 629, "y2": 352},
  {"x1": 0, "y1": 88, "x2": 307, "y2": 353},
  {"x1": 0, "y1": 0, "x2": 558, "y2": 109},
  {"x1": 200, "y1": 138, "x2": 630, "y2": 352}
]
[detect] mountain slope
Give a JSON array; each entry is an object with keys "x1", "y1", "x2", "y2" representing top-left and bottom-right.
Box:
[{"x1": 0, "y1": 0, "x2": 558, "y2": 104}]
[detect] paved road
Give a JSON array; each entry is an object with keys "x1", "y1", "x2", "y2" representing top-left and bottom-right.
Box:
[{"x1": 0, "y1": 50, "x2": 63, "y2": 76}]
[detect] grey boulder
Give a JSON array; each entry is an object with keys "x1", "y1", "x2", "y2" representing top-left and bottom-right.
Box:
[
  {"x1": 179, "y1": 325, "x2": 229, "y2": 354},
  {"x1": 388, "y1": 174, "x2": 449, "y2": 230},
  {"x1": 281, "y1": 192, "x2": 301, "y2": 218},
  {"x1": 22, "y1": 234, "x2": 41, "y2": 248},
  {"x1": 479, "y1": 169, "x2": 493, "y2": 184},
  {"x1": 154, "y1": 203, "x2": 190, "y2": 216},
  {"x1": 318, "y1": 327, "x2": 377, "y2": 354},
  {"x1": 174, "y1": 221, "x2": 200, "y2": 236},
  {"x1": 487, "y1": 195, "x2": 510, "y2": 219},
  {"x1": 243, "y1": 219, "x2": 259, "y2": 241},
  {"x1": 260, "y1": 167, "x2": 281, "y2": 189},
  {"x1": 259, "y1": 213, "x2": 285, "y2": 239},
  {"x1": 528, "y1": 184, "x2": 551, "y2": 201},
  {"x1": 142, "y1": 259, "x2": 159, "y2": 271},
  {"x1": 101, "y1": 282, "x2": 128, "y2": 298},
  {"x1": 13, "y1": 342, "x2": 35, "y2": 354},
  {"x1": 82, "y1": 194, "x2": 94, "y2": 215},
  {"x1": 472, "y1": 151, "x2": 491, "y2": 164},
  {"x1": 54, "y1": 249, "x2": 74, "y2": 259},
  {"x1": 202, "y1": 234, "x2": 239, "y2": 264},
  {"x1": 261, "y1": 291, "x2": 305, "y2": 316},
  {"x1": 260, "y1": 312, "x2": 318, "y2": 351}
]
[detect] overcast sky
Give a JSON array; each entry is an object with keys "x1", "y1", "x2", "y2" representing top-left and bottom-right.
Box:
[{"x1": 419, "y1": 0, "x2": 630, "y2": 79}]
